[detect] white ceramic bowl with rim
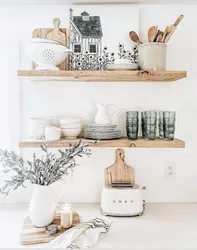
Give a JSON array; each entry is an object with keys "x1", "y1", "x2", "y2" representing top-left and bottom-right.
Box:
[
  {"x1": 60, "y1": 123, "x2": 82, "y2": 129},
  {"x1": 62, "y1": 128, "x2": 81, "y2": 139},
  {"x1": 59, "y1": 117, "x2": 81, "y2": 125},
  {"x1": 27, "y1": 41, "x2": 72, "y2": 71}
]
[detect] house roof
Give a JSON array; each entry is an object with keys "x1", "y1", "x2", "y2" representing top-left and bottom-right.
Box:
[
  {"x1": 81, "y1": 11, "x2": 89, "y2": 16},
  {"x1": 72, "y1": 16, "x2": 103, "y2": 38}
]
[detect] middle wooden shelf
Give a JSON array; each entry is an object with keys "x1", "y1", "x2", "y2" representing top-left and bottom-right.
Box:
[{"x1": 19, "y1": 137, "x2": 185, "y2": 148}]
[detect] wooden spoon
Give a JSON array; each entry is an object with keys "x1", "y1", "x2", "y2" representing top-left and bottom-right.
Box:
[
  {"x1": 129, "y1": 31, "x2": 142, "y2": 45},
  {"x1": 153, "y1": 29, "x2": 162, "y2": 42},
  {"x1": 156, "y1": 32, "x2": 163, "y2": 42},
  {"x1": 174, "y1": 14, "x2": 184, "y2": 27},
  {"x1": 162, "y1": 26, "x2": 169, "y2": 43},
  {"x1": 164, "y1": 15, "x2": 184, "y2": 43},
  {"x1": 148, "y1": 25, "x2": 158, "y2": 42},
  {"x1": 164, "y1": 25, "x2": 176, "y2": 43}
]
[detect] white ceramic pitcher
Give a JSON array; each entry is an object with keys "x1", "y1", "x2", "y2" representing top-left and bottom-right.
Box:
[{"x1": 95, "y1": 103, "x2": 116, "y2": 125}]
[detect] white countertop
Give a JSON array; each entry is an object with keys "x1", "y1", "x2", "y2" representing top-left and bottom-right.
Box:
[{"x1": 0, "y1": 203, "x2": 197, "y2": 249}]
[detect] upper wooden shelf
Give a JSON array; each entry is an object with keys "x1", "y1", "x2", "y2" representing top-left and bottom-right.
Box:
[
  {"x1": 19, "y1": 137, "x2": 185, "y2": 148},
  {"x1": 17, "y1": 70, "x2": 187, "y2": 82}
]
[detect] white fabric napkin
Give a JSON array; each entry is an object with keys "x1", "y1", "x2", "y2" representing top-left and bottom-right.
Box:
[{"x1": 41, "y1": 217, "x2": 111, "y2": 249}]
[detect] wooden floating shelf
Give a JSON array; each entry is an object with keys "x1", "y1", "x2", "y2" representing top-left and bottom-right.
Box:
[
  {"x1": 17, "y1": 70, "x2": 187, "y2": 82},
  {"x1": 19, "y1": 137, "x2": 185, "y2": 148}
]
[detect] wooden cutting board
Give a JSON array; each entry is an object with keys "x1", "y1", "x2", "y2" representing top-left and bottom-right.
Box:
[
  {"x1": 20, "y1": 212, "x2": 80, "y2": 245},
  {"x1": 105, "y1": 148, "x2": 135, "y2": 187},
  {"x1": 32, "y1": 17, "x2": 70, "y2": 70}
]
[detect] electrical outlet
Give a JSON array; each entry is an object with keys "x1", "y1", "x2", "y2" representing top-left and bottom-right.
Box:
[{"x1": 165, "y1": 162, "x2": 176, "y2": 178}]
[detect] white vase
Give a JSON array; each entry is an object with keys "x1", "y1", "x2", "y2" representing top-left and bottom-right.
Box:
[{"x1": 29, "y1": 181, "x2": 64, "y2": 227}]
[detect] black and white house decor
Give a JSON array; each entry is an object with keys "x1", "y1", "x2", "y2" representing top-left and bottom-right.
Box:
[{"x1": 69, "y1": 5, "x2": 139, "y2": 70}]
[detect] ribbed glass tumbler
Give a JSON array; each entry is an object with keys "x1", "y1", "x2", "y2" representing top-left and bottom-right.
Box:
[
  {"x1": 163, "y1": 111, "x2": 176, "y2": 140},
  {"x1": 141, "y1": 111, "x2": 157, "y2": 140},
  {"x1": 158, "y1": 111, "x2": 164, "y2": 138},
  {"x1": 126, "y1": 111, "x2": 139, "y2": 140}
]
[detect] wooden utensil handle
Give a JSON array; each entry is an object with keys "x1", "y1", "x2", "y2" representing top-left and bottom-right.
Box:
[
  {"x1": 53, "y1": 17, "x2": 60, "y2": 29},
  {"x1": 174, "y1": 15, "x2": 184, "y2": 27}
]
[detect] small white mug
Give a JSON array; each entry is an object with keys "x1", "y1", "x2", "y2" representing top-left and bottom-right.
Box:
[{"x1": 45, "y1": 126, "x2": 61, "y2": 141}]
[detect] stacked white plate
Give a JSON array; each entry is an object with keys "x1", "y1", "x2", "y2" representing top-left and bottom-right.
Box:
[
  {"x1": 28, "y1": 118, "x2": 52, "y2": 139},
  {"x1": 85, "y1": 124, "x2": 121, "y2": 140},
  {"x1": 59, "y1": 117, "x2": 82, "y2": 139}
]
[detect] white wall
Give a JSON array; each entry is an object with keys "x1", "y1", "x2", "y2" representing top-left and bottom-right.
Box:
[{"x1": 1, "y1": 4, "x2": 197, "y2": 203}]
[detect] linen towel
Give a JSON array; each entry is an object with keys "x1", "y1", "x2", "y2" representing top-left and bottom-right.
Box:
[{"x1": 41, "y1": 217, "x2": 111, "y2": 249}]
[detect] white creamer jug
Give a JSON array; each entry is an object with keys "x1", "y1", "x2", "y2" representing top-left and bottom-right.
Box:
[{"x1": 95, "y1": 103, "x2": 116, "y2": 125}]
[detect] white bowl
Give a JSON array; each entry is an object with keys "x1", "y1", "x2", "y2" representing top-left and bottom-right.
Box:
[
  {"x1": 62, "y1": 128, "x2": 81, "y2": 139},
  {"x1": 32, "y1": 38, "x2": 63, "y2": 45},
  {"x1": 59, "y1": 117, "x2": 81, "y2": 125},
  {"x1": 60, "y1": 123, "x2": 82, "y2": 129},
  {"x1": 27, "y1": 42, "x2": 72, "y2": 71}
]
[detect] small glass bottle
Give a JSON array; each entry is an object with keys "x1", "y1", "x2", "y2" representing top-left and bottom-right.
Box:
[{"x1": 60, "y1": 203, "x2": 73, "y2": 229}]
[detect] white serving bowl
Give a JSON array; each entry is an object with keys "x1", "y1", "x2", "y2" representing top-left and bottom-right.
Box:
[
  {"x1": 27, "y1": 42, "x2": 72, "y2": 71},
  {"x1": 62, "y1": 128, "x2": 81, "y2": 139}
]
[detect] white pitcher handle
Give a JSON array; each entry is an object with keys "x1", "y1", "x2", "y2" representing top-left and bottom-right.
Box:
[{"x1": 108, "y1": 104, "x2": 116, "y2": 117}]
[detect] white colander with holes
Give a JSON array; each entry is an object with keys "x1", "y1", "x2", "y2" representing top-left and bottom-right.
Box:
[{"x1": 27, "y1": 39, "x2": 72, "y2": 71}]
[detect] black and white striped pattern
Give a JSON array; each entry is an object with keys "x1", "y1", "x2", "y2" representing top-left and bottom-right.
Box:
[{"x1": 67, "y1": 218, "x2": 111, "y2": 249}]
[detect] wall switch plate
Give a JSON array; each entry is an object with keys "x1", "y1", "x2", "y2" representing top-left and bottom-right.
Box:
[{"x1": 165, "y1": 162, "x2": 176, "y2": 178}]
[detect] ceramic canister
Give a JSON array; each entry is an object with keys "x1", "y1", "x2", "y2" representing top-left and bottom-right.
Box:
[{"x1": 138, "y1": 43, "x2": 167, "y2": 71}]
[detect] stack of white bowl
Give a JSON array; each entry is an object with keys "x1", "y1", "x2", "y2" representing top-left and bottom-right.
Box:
[
  {"x1": 45, "y1": 126, "x2": 61, "y2": 141},
  {"x1": 29, "y1": 118, "x2": 52, "y2": 139},
  {"x1": 59, "y1": 117, "x2": 82, "y2": 139}
]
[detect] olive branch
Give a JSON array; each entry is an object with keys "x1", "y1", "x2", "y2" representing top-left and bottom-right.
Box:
[{"x1": 0, "y1": 140, "x2": 91, "y2": 197}]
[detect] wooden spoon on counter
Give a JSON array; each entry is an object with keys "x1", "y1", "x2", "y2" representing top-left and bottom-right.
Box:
[
  {"x1": 129, "y1": 31, "x2": 142, "y2": 45},
  {"x1": 148, "y1": 25, "x2": 158, "y2": 42}
]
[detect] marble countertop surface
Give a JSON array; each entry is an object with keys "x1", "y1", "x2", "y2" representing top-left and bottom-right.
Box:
[{"x1": 0, "y1": 203, "x2": 197, "y2": 249}]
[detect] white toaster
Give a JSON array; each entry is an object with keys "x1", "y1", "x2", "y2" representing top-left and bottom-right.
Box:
[{"x1": 101, "y1": 184, "x2": 145, "y2": 217}]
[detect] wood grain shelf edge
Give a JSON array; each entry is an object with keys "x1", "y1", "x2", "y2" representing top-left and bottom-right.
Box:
[
  {"x1": 19, "y1": 137, "x2": 185, "y2": 148},
  {"x1": 17, "y1": 70, "x2": 187, "y2": 82}
]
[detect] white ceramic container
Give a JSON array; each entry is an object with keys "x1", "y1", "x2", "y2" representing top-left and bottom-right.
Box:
[
  {"x1": 29, "y1": 181, "x2": 64, "y2": 227},
  {"x1": 45, "y1": 126, "x2": 61, "y2": 141},
  {"x1": 95, "y1": 103, "x2": 116, "y2": 125},
  {"x1": 138, "y1": 43, "x2": 167, "y2": 71},
  {"x1": 29, "y1": 118, "x2": 52, "y2": 139},
  {"x1": 27, "y1": 42, "x2": 72, "y2": 71},
  {"x1": 62, "y1": 128, "x2": 81, "y2": 139}
]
